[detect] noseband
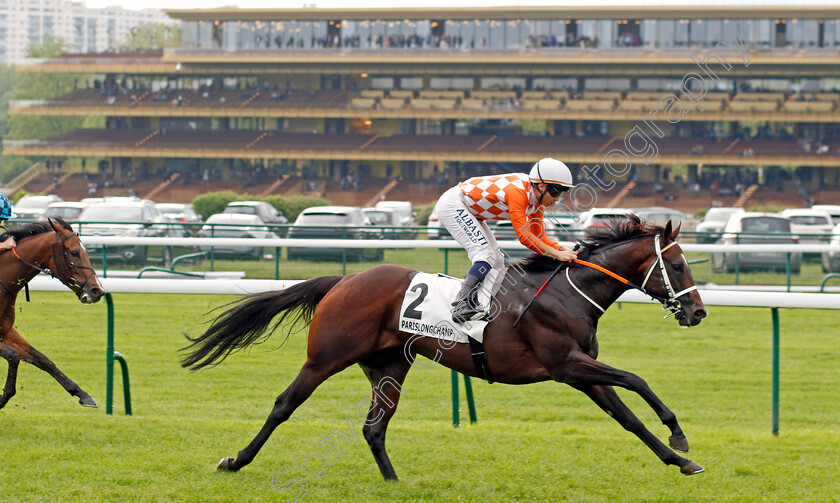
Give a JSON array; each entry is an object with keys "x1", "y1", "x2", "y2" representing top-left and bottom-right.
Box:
[
  {"x1": 638, "y1": 235, "x2": 699, "y2": 319},
  {"x1": 10, "y1": 230, "x2": 96, "y2": 298}
]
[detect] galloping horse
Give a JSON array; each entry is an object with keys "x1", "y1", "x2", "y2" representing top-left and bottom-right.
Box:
[
  {"x1": 182, "y1": 216, "x2": 707, "y2": 478},
  {"x1": 0, "y1": 218, "x2": 105, "y2": 410}
]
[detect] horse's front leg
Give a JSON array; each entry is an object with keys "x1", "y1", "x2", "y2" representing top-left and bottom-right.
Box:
[
  {"x1": 560, "y1": 350, "x2": 690, "y2": 451},
  {"x1": 0, "y1": 341, "x2": 21, "y2": 410},
  {"x1": 4, "y1": 329, "x2": 97, "y2": 407},
  {"x1": 570, "y1": 383, "x2": 703, "y2": 475},
  {"x1": 555, "y1": 351, "x2": 703, "y2": 475}
]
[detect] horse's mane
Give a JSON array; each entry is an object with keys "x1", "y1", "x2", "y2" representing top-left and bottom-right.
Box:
[
  {"x1": 1, "y1": 218, "x2": 72, "y2": 241},
  {"x1": 515, "y1": 214, "x2": 666, "y2": 274}
]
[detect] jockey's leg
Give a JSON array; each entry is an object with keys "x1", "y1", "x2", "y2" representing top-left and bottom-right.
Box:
[
  {"x1": 434, "y1": 186, "x2": 498, "y2": 323},
  {"x1": 451, "y1": 261, "x2": 491, "y2": 323}
]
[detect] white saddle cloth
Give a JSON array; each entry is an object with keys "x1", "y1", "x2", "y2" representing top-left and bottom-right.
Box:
[{"x1": 398, "y1": 273, "x2": 489, "y2": 344}]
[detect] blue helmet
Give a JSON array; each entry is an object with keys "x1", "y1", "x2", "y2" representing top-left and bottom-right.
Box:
[{"x1": 0, "y1": 194, "x2": 16, "y2": 220}]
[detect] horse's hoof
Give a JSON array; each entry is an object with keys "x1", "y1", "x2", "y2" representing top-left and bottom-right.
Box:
[
  {"x1": 79, "y1": 396, "x2": 98, "y2": 407},
  {"x1": 680, "y1": 461, "x2": 705, "y2": 475},
  {"x1": 217, "y1": 457, "x2": 237, "y2": 471},
  {"x1": 669, "y1": 435, "x2": 689, "y2": 453}
]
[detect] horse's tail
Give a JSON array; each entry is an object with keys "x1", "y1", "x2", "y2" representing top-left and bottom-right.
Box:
[{"x1": 180, "y1": 275, "x2": 343, "y2": 371}]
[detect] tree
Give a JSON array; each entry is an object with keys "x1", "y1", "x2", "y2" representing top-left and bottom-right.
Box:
[{"x1": 113, "y1": 23, "x2": 181, "y2": 52}]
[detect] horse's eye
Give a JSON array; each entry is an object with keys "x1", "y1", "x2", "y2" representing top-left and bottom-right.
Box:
[
  {"x1": 671, "y1": 262, "x2": 683, "y2": 271},
  {"x1": 70, "y1": 250, "x2": 81, "y2": 257}
]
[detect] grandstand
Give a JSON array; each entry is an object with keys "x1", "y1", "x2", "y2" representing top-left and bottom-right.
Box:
[{"x1": 7, "y1": 5, "x2": 840, "y2": 209}]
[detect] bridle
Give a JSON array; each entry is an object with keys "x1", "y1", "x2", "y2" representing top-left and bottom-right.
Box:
[
  {"x1": 567, "y1": 234, "x2": 698, "y2": 319},
  {"x1": 513, "y1": 234, "x2": 698, "y2": 326},
  {"x1": 9, "y1": 229, "x2": 97, "y2": 298}
]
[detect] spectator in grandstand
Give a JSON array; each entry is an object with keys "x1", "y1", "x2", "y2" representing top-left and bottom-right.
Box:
[{"x1": 435, "y1": 158, "x2": 577, "y2": 323}]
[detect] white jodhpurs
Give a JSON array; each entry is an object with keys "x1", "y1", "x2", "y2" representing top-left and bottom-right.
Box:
[{"x1": 434, "y1": 186, "x2": 506, "y2": 301}]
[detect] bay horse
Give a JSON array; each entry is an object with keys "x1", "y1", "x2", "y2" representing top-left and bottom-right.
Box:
[
  {"x1": 0, "y1": 218, "x2": 105, "y2": 410},
  {"x1": 182, "y1": 217, "x2": 707, "y2": 478}
]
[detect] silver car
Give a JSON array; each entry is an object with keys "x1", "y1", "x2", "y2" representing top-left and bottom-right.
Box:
[
  {"x1": 197, "y1": 213, "x2": 278, "y2": 260},
  {"x1": 712, "y1": 213, "x2": 801, "y2": 274}
]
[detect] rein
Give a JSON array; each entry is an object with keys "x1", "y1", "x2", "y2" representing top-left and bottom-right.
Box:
[{"x1": 513, "y1": 235, "x2": 697, "y2": 326}]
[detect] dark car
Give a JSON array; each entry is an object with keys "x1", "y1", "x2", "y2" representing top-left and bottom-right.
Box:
[{"x1": 288, "y1": 206, "x2": 383, "y2": 262}]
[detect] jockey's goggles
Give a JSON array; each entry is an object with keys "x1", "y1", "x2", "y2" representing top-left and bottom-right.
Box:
[{"x1": 546, "y1": 184, "x2": 571, "y2": 197}]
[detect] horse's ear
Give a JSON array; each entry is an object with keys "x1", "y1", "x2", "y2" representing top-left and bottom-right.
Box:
[
  {"x1": 48, "y1": 218, "x2": 63, "y2": 234},
  {"x1": 662, "y1": 220, "x2": 673, "y2": 244},
  {"x1": 671, "y1": 222, "x2": 682, "y2": 240}
]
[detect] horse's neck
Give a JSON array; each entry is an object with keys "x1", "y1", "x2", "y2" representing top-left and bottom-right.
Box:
[{"x1": 575, "y1": 240, "x2": 653, "y2": 310}]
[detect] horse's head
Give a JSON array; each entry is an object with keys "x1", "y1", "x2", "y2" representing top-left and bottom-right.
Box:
[
  {"x1": 638, "y1": 220, "x2": 706, "y2": 327},
  {"x1": 48, "y1": 218, "x2": 105, "y2": 304}
]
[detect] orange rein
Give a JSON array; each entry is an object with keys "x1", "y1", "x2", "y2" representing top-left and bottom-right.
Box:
[{"x1": 572, "y1": 258, "x2": 631, "y2": 285}]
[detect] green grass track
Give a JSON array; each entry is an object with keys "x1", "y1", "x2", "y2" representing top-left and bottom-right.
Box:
[{"x1": 1, "y1": 293, "x2": 838, "y2": 502}]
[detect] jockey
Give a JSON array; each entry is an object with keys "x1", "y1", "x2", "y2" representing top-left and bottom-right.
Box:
[
  {"x1": 0, "y1": 194, "x2": 17, "y2": 252},
  {"x1": 435, "y1": 157, "x2": 578, "y2": 323}
]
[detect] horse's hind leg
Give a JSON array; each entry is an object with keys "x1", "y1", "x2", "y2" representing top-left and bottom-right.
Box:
[
  {"x1": 358, "y1": 348, "x2": 412, "y2": 481},
  {"x1": 219, "y1": 360, "x2": 338, "y2": 472},
  {"x1": 0, "y1": 342, "x2": 21, "y2": 410},
  {"x1": 571, "y1": 383, "x2": 704, "y2": 476},
  {"x1": 4, "y1": 329, "x2": 96, "y2": 407}
]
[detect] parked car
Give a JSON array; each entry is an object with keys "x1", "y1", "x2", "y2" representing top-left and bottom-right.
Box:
[
  {"x1": 712, "y1": 213, "x2": 801, "y2": 273},
  {"x1": 13, "y1": 194, "x2": 63, "y2": 220},
  {"x1": 821, "y1": 222, "x2": 840, "y2": 273},
  {"x1": 157, "y1": 203, "x2": 203, "y2": 224},
  {"x1": 223, "y1": 201, "x2": 288, "y2": 225},
  {"x1": 197, "y1": 213, "x2": 278, "y2": 260},
  {"x1": 578, "y1": 208, "x2": 632, "y2": 232},
  {"x1": 374, "y1": 201, "x2": 417, "y2": 238},
  {"x1": 426, "y1": 211, "x2": 451, "y2": 240},
  {"x1": 810, "y1": 205, "x2": 840, "y2": 226},
  {"x1": 633, "y1": 207, "x2": 698, "y2": 231},
  {"x1": 78, "y1": 199, "x2": 195, "y2": 264},
  {"x1": 39, "y1": 201, "x2": 90, "y2": 222},
  {"x1": 544, "y1": 213, "x2": 583, "y2": 241},
  {"x1": 362, "y1": 208, "x2": 403, "y2": 239},
  {"x1": 696, "y1": 207, "x2": 745, "y2": 243},
  {"x1": 375, "y1": 200, "x2": 416, "y2": 226},
  {"x1": 780, "y1": 209, "x2": 834, "y2": 244},
  {"x1": 287, "y1": 206, "x2": 383, "y2": 262}
]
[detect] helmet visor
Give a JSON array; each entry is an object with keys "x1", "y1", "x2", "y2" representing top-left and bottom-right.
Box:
[{"x1": 545, "y1": 184, "x2": 571, "y2": 197}]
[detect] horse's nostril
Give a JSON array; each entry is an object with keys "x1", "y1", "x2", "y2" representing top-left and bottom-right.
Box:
[{"x1": 694, "y1": 308, "x2": 707, "y2": 319}]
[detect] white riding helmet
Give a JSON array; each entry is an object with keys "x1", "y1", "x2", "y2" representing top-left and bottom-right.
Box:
[{"x1": 528, "y1": 158, "x2": 573, "y2": 190}]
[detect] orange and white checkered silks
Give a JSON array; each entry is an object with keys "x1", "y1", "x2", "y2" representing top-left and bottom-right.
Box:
[{"x1": 458, "y1": 173, "x2": 561, "y2": 255}]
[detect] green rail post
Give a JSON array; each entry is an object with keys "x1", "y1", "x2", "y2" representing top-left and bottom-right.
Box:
[
  {"x1": 771, "y1": 307, "x2": 780, "y2": 435},
  {"x1": 102, "y1": 246, "x2": 108, "y2": 278},
  {"x1": 275, "y1": 247, "x2": 280, "y2": 280},
  {"x1": 444, "y1": 249, "x2": 449, "y2": 275},
  {"x1": 463, "y1": 375, "x2": 477, "y2": 424},
  {"x1": 785, "y1": 254, "x2": 791, "y2": 293},
  {"x1": 734, "y1": 252, "x2": 740, "y2": 285},
  {"x1": 452, "y1": 370, "x2": 477, "y2": 427},
  {"x1": 451, "y1": 370, "x2": 460, "y2": 427},
  {"x1": 209, "y1": 225, "x2": 215, "y2": 272},
  {"x1": 104, "y1": 293, "x2": 132, "y2": 415},
  {"x1": 820, "y1": 274, "x2": 840, "y2": 292}
]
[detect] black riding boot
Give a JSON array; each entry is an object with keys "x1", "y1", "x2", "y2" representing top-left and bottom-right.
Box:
[{"x1": 451, "y1": 274, "x2": 485, "y2": 323}]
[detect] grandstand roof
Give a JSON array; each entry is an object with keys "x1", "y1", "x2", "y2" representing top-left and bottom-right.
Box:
[{"x1": 165, "y1": 6, "x2": 840, "y2": 21}]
